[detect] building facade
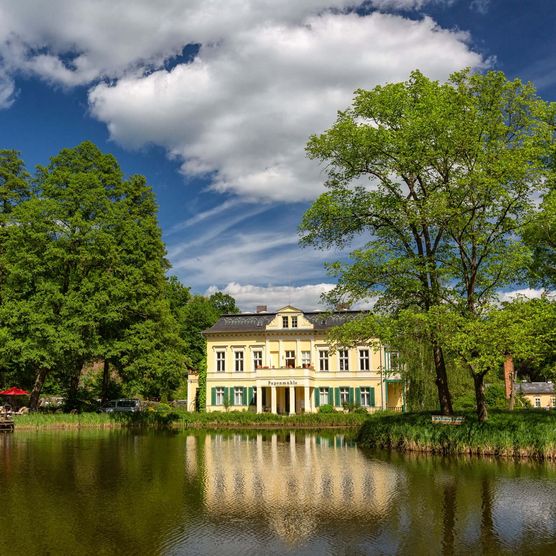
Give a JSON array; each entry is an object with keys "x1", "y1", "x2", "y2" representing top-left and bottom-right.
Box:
[
  {"x1": 187, "y1": 305, "x2": 404, "y2": 414},
  {"x1": 515, "y1": 382, "x2": 556, "y2": 409}
]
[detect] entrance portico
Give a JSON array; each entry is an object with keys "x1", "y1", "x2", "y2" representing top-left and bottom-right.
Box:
[{"x1": 256, "y1": 383, "x2": 313, "y2": 414}]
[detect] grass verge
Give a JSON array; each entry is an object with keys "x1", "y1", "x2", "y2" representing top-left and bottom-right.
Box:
[{"x1": 357, "y1": 410, "x2": 556, "y2": 460}]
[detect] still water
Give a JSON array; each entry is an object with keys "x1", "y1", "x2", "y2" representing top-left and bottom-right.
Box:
[{"x1": 1, "y1": 430, "x2": 555, "y2": 555}]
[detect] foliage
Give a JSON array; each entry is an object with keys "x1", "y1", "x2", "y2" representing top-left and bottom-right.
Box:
[
  {"x1": 357, "y1": 410, "x2": 556, "y2": 459},
  {"x1": 318, "y1": 404, "x2": 336, "y2": 414},
  {"x1": 300, "y1": 69, "x2": 555, "y2": 421}
]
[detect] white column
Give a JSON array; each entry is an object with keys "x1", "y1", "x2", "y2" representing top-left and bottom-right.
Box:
[
  {"x1": 271, "y1": 386, "x2": 277, "y2": 414},
  {"x1": 289, "y1": 386, "x2": 295, "y2": 415},
  {"x1": 304, "y1": 386, "x2": 311, "y2": 414},
  {"x1": 256, "y1": 386, "x2": 262, "y2": 414}
]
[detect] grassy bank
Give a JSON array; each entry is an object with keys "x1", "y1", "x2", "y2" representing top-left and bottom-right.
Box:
[
  {"x1": 357, "y1": 410, "x2": 556, "y2": 460},
  {"x1": 14, "y1": 412, "x2": 119, "y2": 430},
  {"x1": 13, "y1": 410, "x2": 369, "y2": 430}
]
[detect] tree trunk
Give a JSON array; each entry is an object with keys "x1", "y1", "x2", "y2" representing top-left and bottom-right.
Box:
[
  {"x1": 508, "y1": 359, "x2": 517, "y2": 411},
  {"x1": 29, "y1": 367, "x2": 49, "y2": 411},
  {"x1": 473, "y1": 372, "x2": 488, "y2": 423},
  {"x1": 101, "y1": 359, "x2": 110, "y2": 404},
  {"x1": 433, "y1": 341, "x2": 453, "y2": 415}
]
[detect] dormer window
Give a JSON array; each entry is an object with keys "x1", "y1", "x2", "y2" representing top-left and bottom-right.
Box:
[
  {"x1": 282, "y1": 316, "x2": 289, "y2": 328},
  {"x1": 291, "y1": 316, "x2": 298, "y2": 328}
]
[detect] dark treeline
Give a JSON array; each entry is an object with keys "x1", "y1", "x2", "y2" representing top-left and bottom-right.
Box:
[{"x1": 0, "y1": 142, "x2": 237, "y2": 410}]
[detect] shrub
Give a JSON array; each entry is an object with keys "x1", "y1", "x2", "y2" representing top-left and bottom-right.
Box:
[{"x1": 318, "y1": 404, "x2": 335, "y2": 414}]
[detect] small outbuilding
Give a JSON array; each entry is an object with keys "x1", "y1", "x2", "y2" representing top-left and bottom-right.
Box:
[{"x1": 515, "y1": 382, "x2": 555, "y2": 409}]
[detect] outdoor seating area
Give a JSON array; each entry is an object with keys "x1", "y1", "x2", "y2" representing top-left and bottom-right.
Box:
[{"x1": 0, "y1": 387, "x2": 31, "y2": 432}]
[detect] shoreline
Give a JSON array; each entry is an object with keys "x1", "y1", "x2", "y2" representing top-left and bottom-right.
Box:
[{"x1": 357, "y1": 410, "x2": 556, "y2": 461}]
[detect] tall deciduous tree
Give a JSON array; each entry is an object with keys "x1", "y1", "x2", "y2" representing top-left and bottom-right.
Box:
[
  {"x1": 300, "y1": 69, "x2": 554, "y2": 420},
  {"x1": 0, "y1": 142, "x2": 185, "y2": 407}
]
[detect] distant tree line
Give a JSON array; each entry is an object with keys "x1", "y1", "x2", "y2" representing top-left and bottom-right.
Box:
[
  {"x1": 0, "y1": 142, "x2": 238, "y2": 410},
  {"x1": 301, "y1": 69, "x2": 556, "y2": 421}
]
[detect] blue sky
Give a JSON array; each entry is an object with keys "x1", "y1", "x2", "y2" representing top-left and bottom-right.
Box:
[{"x1": 0, "y1": 0, "x2": 555, "y2": 310}]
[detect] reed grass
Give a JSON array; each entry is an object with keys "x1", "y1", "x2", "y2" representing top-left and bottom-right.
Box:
[{"x1": 357, "y1": 410, "x2": 556, "y2": 460}]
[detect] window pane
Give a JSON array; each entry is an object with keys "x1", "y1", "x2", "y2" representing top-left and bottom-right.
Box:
[
  {"x1": 282, "y1": 316, "x2": 289, "y2": 328},
  {"x1": 359, "y1": 349, "x2": 369, "y2": 371},
  {"x1": 253, "y1": 350, "x2": 263, "y2": 369},
  {"x1": 216, "y1": 351, "x2": 226, "y2": 372},
  {"x1": 291, "y1": 316, "x2": 298, "y2": 328},
  {"x1": 319, "y1": 350, "x2": 329, "y2": 371},
  {"x1": 339, "y1": 350, "x2": 349, "y2": 371},
  {"x1": 235, "y1": 351, "x2": 244, "y2": 372}
]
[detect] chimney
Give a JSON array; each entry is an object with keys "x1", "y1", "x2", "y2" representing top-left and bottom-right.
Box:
[
  {"x1": 256, "y1": 305, "x2": 267, "y2": 313},
  {"x1": 504, "y1": 355, "x2": 514, "y2": 399}
]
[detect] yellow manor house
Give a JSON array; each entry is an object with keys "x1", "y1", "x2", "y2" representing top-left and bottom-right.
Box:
[{"x1": 187, "y1": 305, "x2": 404, "y2": 414}]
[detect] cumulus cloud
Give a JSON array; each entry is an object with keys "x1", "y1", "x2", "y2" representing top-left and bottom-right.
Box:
[
  {"x1": 89, "y1": 11, "x2": 484, "y2": 202},
  {"x1": 0, "y1": 2, "x2": 485, "y2": 201},
  {"x1": 205, "y1": 282, "x2": 336, "y2": 312},
  {"x1": 0, "y1": 0, "x2": 354, "y2": 85}
]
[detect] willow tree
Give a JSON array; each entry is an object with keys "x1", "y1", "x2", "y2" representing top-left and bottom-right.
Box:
[{"x1": 300, "y1": 69, "x2": 554, "y2": 419}]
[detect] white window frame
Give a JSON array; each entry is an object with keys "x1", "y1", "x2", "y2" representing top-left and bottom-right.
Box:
[
  {"x1": 253, "y1": 349, "x2": 263, "y2": 370},
  {"x1": 216, "y1": 350, "x2": 226, "y2": 372},
  {"x1": 319, "y1": 349, "x2": 329, "y2": 372},
  {"x1": 291, "y1": 316, "x2": 298, "y2": 328},
  {"x1": 340, "y1": 387, "x2": 350, "y2": 405},
  {"x1": 535, "y1": 397, "x2": 541, "y2": 408},
  {"x1": 360, "y1": 387, "x2": 370, "y2": 407},
  {"x1": 216, "y1": 387, "x2": 225, "y2": 405},
  {"x1": 282, "y1": 316, "x2": 289, "y2": 328},
  {"x1": 339, "y1": 349, "x2": 349, "y2": 371},
  {"x1": 234, "y1": 350, "x2": 244, "y2": 372},
  {"x1": 359, "y1": 349, "x2": 370, "y2": 371},
  {"x1": 384, "y1": 350, "x2": 400, "y2": 371},
  {"x1": 552, "y1": 397, "x2": 556, "y2": 408},
  {"x1": 301, "y1": 351, "x2": 311, "y2": 367},
  {"x1": 319, "y1": 387, "x2": 329, "y2": 405},
  {"x1": 234, "y1": 387, "x2": 243, "y2": 406},
  {"x1": 285, "y1": 350, "x2": 296, "y2": 368}
]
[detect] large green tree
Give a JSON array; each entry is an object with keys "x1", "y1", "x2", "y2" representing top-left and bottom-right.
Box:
[
  {"x1": 300, "y1": 69, "x2": 554, "y2": 419},
  {"x1": 0, "y1": 142, "x2": 185, "y2": 407}
]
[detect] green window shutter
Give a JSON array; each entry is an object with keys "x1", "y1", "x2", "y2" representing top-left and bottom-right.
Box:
[
  {"x1": 334, "y1": 387, "x2": 340, "y2": 407},
  {"x1": 211, "y1": 387, "x2": 216, "y2": 406},
  {"x1": 355, "y1": 387, "x2": 361, "y2": 405},
  {"x1": 247, "y1": 387, "x2": 253, "y2": 405},
  {"x1": 328, "y1": 387, "x2": 332, "y2": 405},
  {"x1": 370, "y1": 387, "x2": 375, "y2": 407},
  {"x1": 349, "y1": 388, "x2": 354, "y2": 404},
  {"x1": 242, "y1": 387, "x2": 247, "y2": 406},
  {"x1": 225, "y1": 387, "x2": 231, "y2": 406},
  {"x1": 314, "y1": 388, "x2": 320, "y2": 408}
]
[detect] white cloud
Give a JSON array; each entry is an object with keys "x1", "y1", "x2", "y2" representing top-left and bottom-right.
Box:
[
  {"x1": 0, "y1": 0, "x2": 354, "y2": 85},
  {"x1": 0, "y1": 2, "x2": 485, "y2": 201},
  {"x1": 205, "y1": 282, "x2": 336, "y2": 312},
  {"x1": 370, "y1": 0, "x2": 453, "y2": 10},
  {"x1": 0, "y1": 70, "x2": 15, "y2": 108},
  {"x1": 89, "y1": 11, "x2": 484, "y2": 202},
  {"x1": 498, "y1": 288, "x2": 555, "y2": 303}
]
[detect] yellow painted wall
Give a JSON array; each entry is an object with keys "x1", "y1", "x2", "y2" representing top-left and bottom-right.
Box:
[{"x1": 523, "y1": 393, "x2": 556, "y2": 409}]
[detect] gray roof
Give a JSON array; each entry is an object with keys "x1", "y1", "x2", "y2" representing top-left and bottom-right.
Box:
[
  {"x1": 204, "y1": 310, "x2": 366, "y2": 334},
  {"x1": 515, "y1": 382, "x2": 555, "y2": 395}
]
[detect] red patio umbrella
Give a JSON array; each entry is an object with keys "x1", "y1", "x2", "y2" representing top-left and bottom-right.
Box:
[{"x1": 0, "y1": 387, "x2": 30, "y2": 396}]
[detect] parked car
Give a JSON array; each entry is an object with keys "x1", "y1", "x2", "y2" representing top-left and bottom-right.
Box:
[{"x1": 100, "y1": 399, "x2": 143, "y2": 413}]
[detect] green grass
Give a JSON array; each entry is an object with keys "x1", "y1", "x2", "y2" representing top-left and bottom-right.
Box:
[
  {"x1": 357, "y1": 410, "x2": 556, "y2": 460},
  {"x1": 13, "y1": 412, "x2": 119, "y2": 429},
  {"x1": 174, "y1": 410, "x2": 369, "y2": 428},
  {"x1": 12, "y1": 409, "x2": 369, "y2": 430}
]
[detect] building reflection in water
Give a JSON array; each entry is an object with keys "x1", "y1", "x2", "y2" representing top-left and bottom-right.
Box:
[{"x1": 184, "y1": 432, "x2": 403, "y2": 546}]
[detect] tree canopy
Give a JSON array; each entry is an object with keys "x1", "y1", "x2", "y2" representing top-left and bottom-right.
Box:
[{"x1": 301, "y1": 69, "x2": 555, "y2": 420}]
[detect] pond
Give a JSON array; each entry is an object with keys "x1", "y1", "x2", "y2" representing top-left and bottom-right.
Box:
[{"x1": 1, "y1": 430, "x2": 555, "y2": 555}]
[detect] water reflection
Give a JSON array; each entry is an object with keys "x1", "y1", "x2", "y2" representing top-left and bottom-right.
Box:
[{"x1": 1, "y1": 431, "x2": 556, "y2": 555}]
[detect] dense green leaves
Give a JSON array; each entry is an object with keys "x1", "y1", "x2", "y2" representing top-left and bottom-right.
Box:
[
  {"x1": 301, "y1": 69, "x2": 556, "y2": 420},
  {"x1": 0, "y1": 142, "x2": 237, "y2": 407}
]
